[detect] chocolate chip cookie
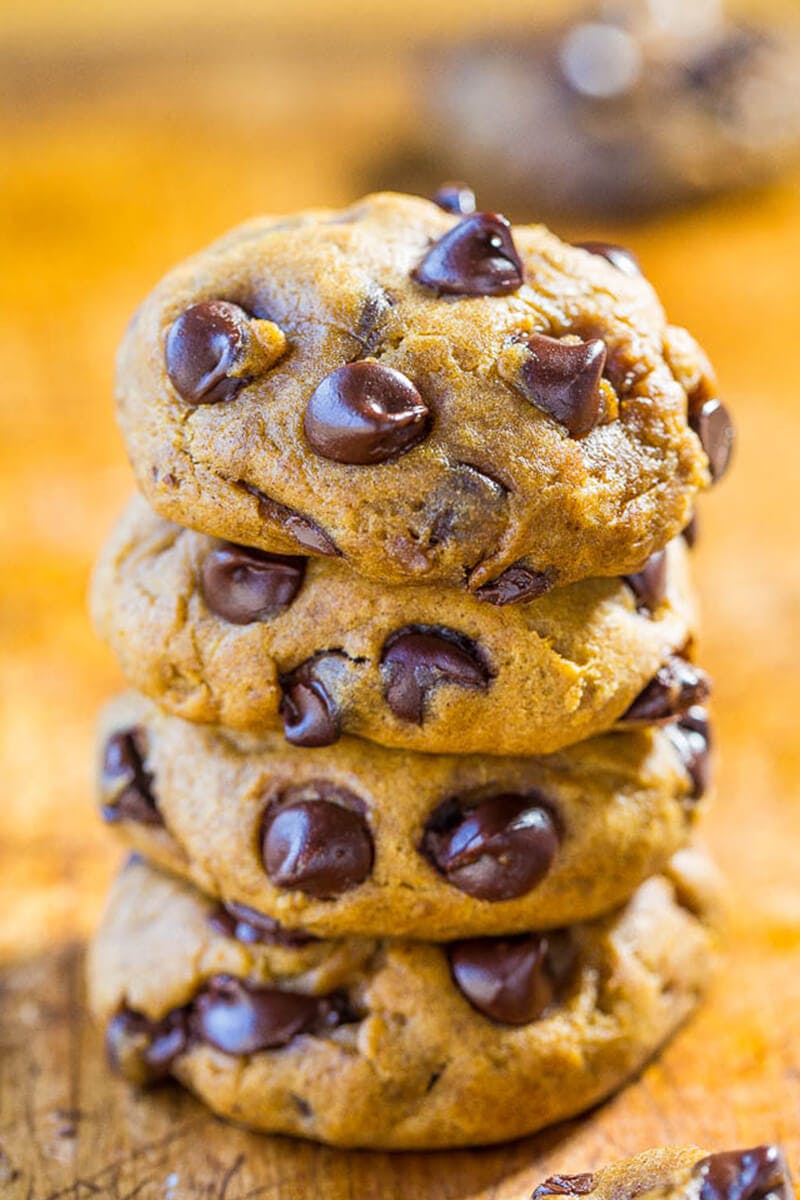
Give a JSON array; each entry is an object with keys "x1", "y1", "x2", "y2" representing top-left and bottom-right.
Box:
[
  {"x1": 88, "y1": 852, "x2": 717, "y2": 1149},
  {"x1": 97, "y1": 692, "x2": 711, "y2": 940},
  {"x1": 115, "y1": 192, "x2": 726, "y2": 594},
  {"x1": 532, "y1": 1144, "x2": 793, "y2": 1200},
  {"x1": 91, "y1": 496, "x2": 702, "y2": 756}
]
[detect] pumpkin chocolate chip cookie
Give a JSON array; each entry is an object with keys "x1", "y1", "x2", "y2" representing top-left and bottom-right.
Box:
[
  {"x1": 115, "y1": 192, "x2": 728, "y2": 595},
  {"x1": 96, "y1": 692, "x2": 711, "y2": 940},
  {"x1": 88, "y1": 852, "x2": 718, "y2": 1149}
]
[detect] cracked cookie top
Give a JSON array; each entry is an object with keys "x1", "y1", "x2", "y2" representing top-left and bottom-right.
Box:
[{"x1": 116, "y1": 192, "x2": 728, "y2": 594}]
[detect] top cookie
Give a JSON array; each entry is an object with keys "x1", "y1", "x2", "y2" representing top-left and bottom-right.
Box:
[{"x1": 116, "y1": 192, "x2": 728, "y2": 594}]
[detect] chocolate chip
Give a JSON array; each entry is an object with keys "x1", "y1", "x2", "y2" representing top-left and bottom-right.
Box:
[
  {"x1": 165, "y1": 301, "x2": 252, "y2": 405},
  {"x1": 683, "y1": 512, "x2": 699, "y2": 548},
  {"x1": 476, "y1": 563, "x2": 556, "y2": 605},
  {"x1": 689, "y1": 396, "x2": 734, "y2": 482},
  {"x1": 261, "y1": 794, "x2": 374, "y2": 898},
  {"x1": 208, "y1": 902, "x2": 317, "y2": 947},
  {"x1": 381, "y1": 627, "x2": 489, "y2": 724},
  {"x1": 201, "y1": 543, "x2": 306, "y2": 624},
  {"x1": 624, "y1": 548, "x2": 668, "y2": 612},
  {"x1": 280, "y1": 655, "x2": 342, "y2": 747},
  {"x1": 532, "y1": 1175, "x2": 597, "y2": 1199},
  {"x1": 574, "y1": 240, "x2": 641, "y2": 277},
  {"x1": 192, "y1": 976, "x2": 349, "y2": 1054},
  {"x1": 623, "y1": 657, "x2": 711, "y2": 724},
  {"x1": 100, "y1": 729, "x2": 162, "y2": 827},
  {"x1": 412, "y1": 213, "x2": 524, "y2": 296},
  {"x1": 304, "y1": 362, "x2": 430, "y2": 465},
  {"x1": 665, "y1": 706, "x2": 712, "y2": 799},
  {"x1": 694, "y1": 1146, "x2": 792, "y2": 1200},
  {"x1": 106, "y1": 1008, "x2": 188, "y2": 1086},
  {"x1": 239, "y1": 482, "x2": 340, "y2": 557},
  {"x1": 431, "y1": 182, "x2": 477, "y2": 215},
  {"x1": 512, "y1": 332, "x2": 608, "y2": 438},
  {"x1": 423, "y1": 793, "x2": 560, "y2": 901},
  {"x1": 449, "y1": 935, "x2": 553, "y2": 1024}
]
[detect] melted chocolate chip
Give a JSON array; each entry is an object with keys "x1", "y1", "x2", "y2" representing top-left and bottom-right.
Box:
[
  {"x1": 192, "y1": 976, "x2": 350, "y2": 1054},
  {"x1": 694, "y1": 1146, "x2": 792, "y2": 1200},
  {"x1": 574, "y1": 240, "x2": 641, "y2": 277},
  {"x1": 304, "y1": 362, "x2": 430, "y2": 465},
  {"x1": 106, "y1": 1008, "x2": 188, "y2": 1086},
  {"x1": 624, "y1": 548, "x2": 668, "y2": 613},
  {"x1": 623, "y1": 657, "x2": 711, "y2": 724},
  {"x1": 239, "y1": 482, "x2": 339, "y2": 557},
  {"x1": 166, "y1": 301, "x2": 253, "y2": 405},
  {"x1": 449, "y1": 935, "x2": 553, "y2": 1024},
  {"x1": 201, "y1": 543, "x2": 306, "y2": 624},
  {"x1": 431, "y1": 182, "x2": 477, "y2": 215},
  {"x1": 665, "y1": 706, "x2": 712, "y2": 799},
  {"x1": 261, "y1": 793, "x2": 374, "y2": 898},
  {"x1": 208, "y1": 901, "x2": 317, "y2": 947},
  {"x1": 476, "y1": 563, "x2": 557, "y2": 606},
  {"x1": 412, "y1": 213, "x2": 523, "y2": 296},
  {"x1": 380, "y1": 626, "x2": 489, "y2": 724},
  {"x1": 423, "y1": 793, "x2": 560, "y2": 901},
  {"x1": 100, "y1": 729, "x2": 162, "y2": 827},
  {"x1": 690, "y1": 396, "x2": 735, "y2": 483},
  {"x1": 513, "y1": 332, "x2": 608, "y2": 438},
  {"x1": 280, "y1": 656, "x2": 342, "y2": 747},
  {"x1": 532, "y1": 1175, "x2": 597, "y2": 1199}
]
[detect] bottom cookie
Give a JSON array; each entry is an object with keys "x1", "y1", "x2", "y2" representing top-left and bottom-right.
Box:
[
  {"x1": 88, "y1": 852, "x2": 718, "y2": 1149},
  {"x1": 531, "y1": 1144, "x2": 793, "y2": 1200}
]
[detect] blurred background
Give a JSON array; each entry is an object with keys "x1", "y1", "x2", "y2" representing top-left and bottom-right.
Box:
[{"x1": 2, "y1": 0, "x2": 800, "y2": 976}]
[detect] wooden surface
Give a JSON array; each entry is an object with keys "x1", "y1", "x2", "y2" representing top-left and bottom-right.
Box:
[{"x1": 3, "y1": 5, "x2": 800, "y2": 1197}]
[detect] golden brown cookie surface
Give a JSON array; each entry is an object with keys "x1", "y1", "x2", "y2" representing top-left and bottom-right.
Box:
[
  {"x1": 91, "y1": 496, "x2": 701, "y2": 755},
  {"x1": 115, "y1": 193, "x2": 719, "y2": 592},
  {"x1": 88, "y1": 854, "x2": 717, "y2": 1149}
]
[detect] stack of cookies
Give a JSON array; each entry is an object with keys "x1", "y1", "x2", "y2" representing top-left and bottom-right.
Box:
[{"x1": 87, "y1": 189, "x2": 733, "y2": 1149}]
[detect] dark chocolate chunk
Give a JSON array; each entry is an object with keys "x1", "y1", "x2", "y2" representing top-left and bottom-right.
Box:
[
  {"x1": 689, "y1": 396, "x2": 734, "y2": 483},
  {"x1": 532, "y1": 1174, "x2": 597, "y2": 1199},
  {"x1": 239, "y1": 481, "x2": 340, "y2": 557},
  {"x1": 192, "y1": 976, "x2": 347, "y2": 1054},
  {"x1": 624, "y1": 548, "x2": 668, "y2": 612},
  {"x1": 100, "y1": 729, "x2": 162, "y2": 827},
  {"x1": 476, "y1": 563, "x2": 557, "y2": 606},
  {"x1": 665, "y1": 706, "x2": 712, "y2": 799},
  {"x1": 449, "y1": 934, "x2": 553, "y2": 1024},
  {"x1": 280, "y1": 656, "x2": 342, "y2": 747},
  {"x1": 412, "y1": 212, "x2": 524, "y2": 296},
  {"x1": 694, "y1": 1145, "x2": 792, "y2": 1200},
  {"x1": 683, "y1": 512, "x2": 699, "y2": 548},
  {"x1": 262, "y1": 794, "x2": 374, "y2": 898},
  {"x1": 381, "y1": 627, "x2": 489, "y2": 723},
  {"x1": 106, "y1": 1008, "x2": 188, "y2": 1086},
  {"x1": 623, "y1": 657, "x2": 711, "y2": 724},
  {"x1": 208, "y1": 901, "x2": 317, "y2": 947},
  {"x1": 201, "y1": 543, "x2": 306, "y2": 624},
  {"x1": 166, "y1": 300, "x2": 254, "y2": 405},
  {"x1": 304, "y1": 361, "x2": 429, "y2": 465},
  {"x1": 512, "y1": 331, "x2": 607, "y2": 438},
  {"x1": 423, "y1": 793, "x2": 559, "y2": 901},
  {"x1": 574, "y1": 240, "x2": 641, "y2": 277},
  {"x1": 431, "y1": 182, "x2": 477, "y2": 215}
]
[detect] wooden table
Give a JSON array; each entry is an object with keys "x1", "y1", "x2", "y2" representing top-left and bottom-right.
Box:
[{"x1": 2, "y1": 8, "x2": 800, "y2": 1196}]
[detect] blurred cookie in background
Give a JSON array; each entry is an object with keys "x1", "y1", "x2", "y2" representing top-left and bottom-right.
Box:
[{"x1": 421, "y1": 0, "x2": 800, "y2": 218}]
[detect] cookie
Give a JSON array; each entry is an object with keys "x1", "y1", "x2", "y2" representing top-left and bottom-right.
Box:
[
  {"x1": 91, "y1": 495, "x2": 701, "y2": 756},
  {"x1": 426, "y1": 5, "x2": 800, "y2": 218},
  {"x1": 115, "y1": 191, "x2": 724, "y2": 594},
  {"x1": 88, "y1": 852, "x2": 717, "y2": 1149},
  {"x1": 97, "y1": 692, "x2": 710, "y2": 940},
  {"x1": 531, "y1": 1144, "x2": 793, "y2": 1200}
]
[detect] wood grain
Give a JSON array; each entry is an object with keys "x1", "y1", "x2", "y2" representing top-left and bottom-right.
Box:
[{"x1": 2, "y1": 8, "x2": 800, "y2": 1197}]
